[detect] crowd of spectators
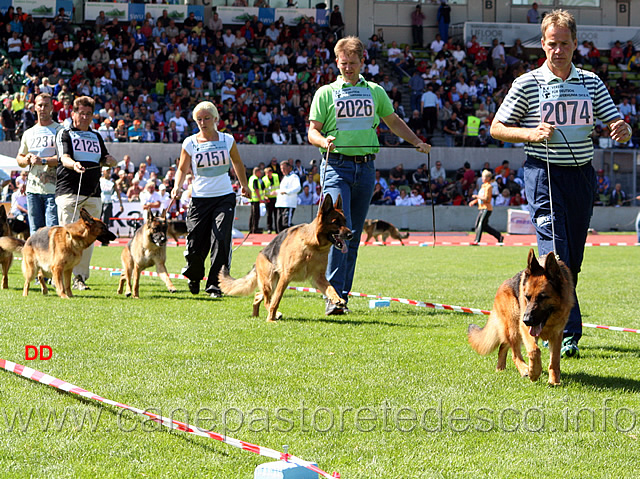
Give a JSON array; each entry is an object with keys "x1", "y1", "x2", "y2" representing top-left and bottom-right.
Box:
[{"x1": 0, "y1": 6, "x2": 639, "y2": 151}]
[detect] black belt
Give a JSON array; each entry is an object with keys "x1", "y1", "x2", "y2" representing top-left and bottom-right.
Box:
[{"x1": 327, "y1": 153, "x2": 376, "y2": 163}]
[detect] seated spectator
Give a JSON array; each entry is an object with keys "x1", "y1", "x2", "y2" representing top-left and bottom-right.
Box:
[
  {"x1": 98, "y1": 118, "x2": 115, "y2": 142},
  {"x1": 610, "y1": 183, "x2": 628, "y2": 206},
  {"x1": 610, "y1": 40, "x2": 624, "y2": 66},
  {"x1": 128, "y1": 120, "x2": 144, "y2": 142},
  {"x1": 127, "y1": 178, "x2": 143, "y2": 202},
  {"x1": 395, "y1": 188, "x2": 412, "y2": 206},
  {"x1": 140, "y1": 181, "x2": 162, "y2": 214},
  {"x1": 596, "y1": 168, "x2": 611, "y2": 205},
  {"x1": 371, "y1": 183, "x2": 385, "y2": 205},
  {"x1": 412, "y1": 163, "x2": 429, "y2": 186},
  {"x1": 382, "y1": 184, "x2": 399, "y2": 205},
  {"x1": 495, "y1": 188, "x2": 511, "y2": 207},
  {"x1": 389, "y1": 163, "x2": 408, "y2": 186},
  {"x1": 509, "y1": 192, "x2": 525, "y2": 207},
  {"x1": 409, "y1": 187, "x2": 425, "y2": 206},
  {"x1": 297, "y1": 185, "x2": 314, "y2": 205},
  {"x1": 430, "y1": 161, "x2": 446, "y2": 182},
  {"x1": 114, "y1": 120, "x2": 128, "y2": 143},
  {"x1": 374, "y1": 169, "x2": 388, "y2": 190}
]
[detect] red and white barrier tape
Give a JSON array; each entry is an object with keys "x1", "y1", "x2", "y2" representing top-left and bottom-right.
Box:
[
  {"x1": 0, "y1": 359, "x2": 340, "y2": 479},
  {"x1": 286, "y1": 286, "x2": 640, "y2": 334}
]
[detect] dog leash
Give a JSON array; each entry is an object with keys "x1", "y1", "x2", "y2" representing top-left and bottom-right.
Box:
[
  {"x1": 72, "y1": 169, "x2": 84, "y2": 221},
  {"x1": 72, "y1": 165, "x2": 103, "y2": 221},
  {"x1": 544, "y1": 140, "x2": 558, "y2": 257}
]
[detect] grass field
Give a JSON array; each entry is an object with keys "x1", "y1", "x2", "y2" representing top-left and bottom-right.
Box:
[{"x1": 1, "y1": 243, "x2": 639, "y2": 478}]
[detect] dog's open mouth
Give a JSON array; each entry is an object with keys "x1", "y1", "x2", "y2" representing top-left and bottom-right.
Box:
[
  {"x1": 528, "y1": 320, "x2": 547, "y2": 337},
  {"x1": 331, "y1": 234, "x2": 349, "y2": 253}
]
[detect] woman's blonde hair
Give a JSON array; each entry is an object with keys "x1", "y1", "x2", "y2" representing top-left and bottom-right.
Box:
[{"x1": 192, "y1": 101, "x2": 220, "y2": 129}]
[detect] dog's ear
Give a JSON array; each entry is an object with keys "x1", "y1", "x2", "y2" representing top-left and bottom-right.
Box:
[
  {"x1": 526, "y1": 248, "x2": 544, "y2": 276},
  {"x1": 160, "y1": 208, "x2": 167, "y2": 219},
  {"x1": 79, "y1": 208, "x2": 96, "y2": 225},
  {"x1": 0, "y1": 204, "x2": 6, "y2": 221},
  {"x1": 334, "y1": 194, "x2": 343, "y2": 211},
  {"x1": 146, "y1": 209, "x2": 154, "y2": 223},
  {"x1": 321, "y1": 194, "x2": 333, "y2": 214},
  {"x1": 544, "y1": 253, "x2": 564, "y2": 291}
]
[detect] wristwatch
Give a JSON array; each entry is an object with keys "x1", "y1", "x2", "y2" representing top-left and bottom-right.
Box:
[{"x1": 41, "y1": 158, "x2": 47, "y2": 166}]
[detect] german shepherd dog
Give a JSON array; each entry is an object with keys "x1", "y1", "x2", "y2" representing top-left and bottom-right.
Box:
[
  {"x1": 219, "y1": 194, "x2": 352, "y2": 322},
  {"x1": 362, "y1": 219, "x2": 409, "y2": 245},
  {"x1": 0, "y1": 205, "x2": 25, "y2": 289},
  {"x1": 21, "y1": 208, "x2": 116, "y2": 298},
  {"x1": 167, "y1": 218, "x2": 188, "y2": 244},
  {"x1": 467, "y1": 249, "x2": 574, "y2": 385},
  {"x1": 117, "y1": 210, "x2": 176, "y2": 298}
]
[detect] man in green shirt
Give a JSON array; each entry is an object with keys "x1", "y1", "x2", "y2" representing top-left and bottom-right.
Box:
[{"x1": 308, "y1": 36, "x2": 431, "y2": 315}]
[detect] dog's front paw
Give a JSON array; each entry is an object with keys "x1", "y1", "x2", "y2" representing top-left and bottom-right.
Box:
[
  {"x1": 335, "y1": 298, "x2": 347, "y2": 308},
  {"x1": 169, "y1": 288, "x2": 177, "y2": 293}
]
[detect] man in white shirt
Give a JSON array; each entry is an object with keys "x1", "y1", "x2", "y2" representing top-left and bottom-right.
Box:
[
  {"x1": 139, "y1": 181, "x2": 162, "y2": 214},
  {"x1": 273, "y1": 50, "x2": 289, "y2": 67},
  {"x1": 387, "y1": 41, "x2": 402, "y2": 65},
  {"x1": 275, "y1": 160, "x2": 301, "y2": 232},
  {"x1": 430, "y1": 160, "x2": 446, "y2": 182},
  {"x1": 168, "y1": 109, "x2": 188, "y2": 137},
  {"x1": 269, "y1": 65, "x2": 287, "y2": 85},
  {"x1": 430, "y1": 34, "x2": 444, "y2": 54}
]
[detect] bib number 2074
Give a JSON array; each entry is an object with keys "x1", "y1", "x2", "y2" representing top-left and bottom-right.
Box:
[{"x1": 541, "y1": 100, "x2": 591, "y2": 126}]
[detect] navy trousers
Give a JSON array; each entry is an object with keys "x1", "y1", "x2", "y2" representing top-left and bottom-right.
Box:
[{"x1": 524, "y1": 156, "x2": 596, "y2": 341}]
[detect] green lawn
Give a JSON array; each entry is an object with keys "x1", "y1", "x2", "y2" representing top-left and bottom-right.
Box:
[{"x1": 1, "y1": 244, "x2": 639, "y2": 478}]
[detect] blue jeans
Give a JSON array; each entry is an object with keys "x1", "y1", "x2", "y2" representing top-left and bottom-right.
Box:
[
  {"x1": 26, "y1": 193, "x2": 58, "y2": 235},
  {"x1": 524, "y1": 156, "x2": 596, "y2": 341},
  {"x1": 321, "y1": 156, "x2": 376, "y2": 301}
]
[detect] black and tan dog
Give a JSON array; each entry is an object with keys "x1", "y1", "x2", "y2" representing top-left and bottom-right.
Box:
[
  {"x1": 21, "y1": 208, "x2": 116, "y2": 298},
  {"x1": 362, "y1": 219, "x2": 409, "y2": 245},
  {"x1": 117, "y1": 210, "x2": 176, "y2": 298},
  {"x1": 219, "y1": 194, "x2": 352, "y2": 322},
  {"x1": 0, "y1": 205, "x2": 25, "y2": 289},
  {"x1": 167, "y1": 218, "x2": 188, "y2": 245},
  {"x1": 468, "y1": 249, "x2": 574, "y2": 386}
]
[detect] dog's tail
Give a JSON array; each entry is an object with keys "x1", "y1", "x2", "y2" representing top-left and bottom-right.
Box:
[
  {"x1": 218, "y1": 265, "x2": 258, "y2": 296},
  {"x1": 467, "y1": 314, "x2": 502, "y2": 355},
  {"x1": 0, "y1": 236, "x2": 25, "y2": 253}
]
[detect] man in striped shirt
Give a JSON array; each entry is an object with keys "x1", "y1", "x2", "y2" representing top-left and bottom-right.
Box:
[{"x1": 491, "y1": 10, "x2": 631, "y2": 358}]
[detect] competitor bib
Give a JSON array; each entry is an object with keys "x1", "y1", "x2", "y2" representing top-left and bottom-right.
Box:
[
  {"x1": 333, "y1": 87, "x2": 375, "y2": 131},
  {"x1": 69, "y1": 130, "x2": 102, "y2": 163},
  {"x1": 27, "y1": 125, "x2": 57, "y2": 157},
  {"x1": 539, "y1": 82, "x2": 593, "y2": 143},
  {"x1": 192, "y1": 141, "x2": 230, "y2": 178}
]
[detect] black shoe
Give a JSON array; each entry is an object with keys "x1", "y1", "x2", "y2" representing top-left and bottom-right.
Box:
[
  {"x1": 210, "y1": 291, "x2": 223, "y2": 298},
  {"x1": 498, "y1": 234, "x2": 504, "y2": 244},
  {"x1": 188, "y1": 280, "x2": 200, "y2": 295}
]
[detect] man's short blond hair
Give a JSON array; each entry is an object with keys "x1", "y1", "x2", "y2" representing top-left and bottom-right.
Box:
[
  {"x1": 541, "y1": 9, "x2": 577, "y2": 41},
  {"x1": 334, "y1": 36, "x2": 365, "y2": 60}
]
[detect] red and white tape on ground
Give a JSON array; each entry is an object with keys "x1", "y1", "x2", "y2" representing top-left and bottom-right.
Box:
[
  {"x1": 0, "y1": 359, "x2": 339, "y2": 479},
  {"x1": 286, "y1": 286, "x2": 640, "y2": 334},
  {"x1": 89, "y1": 265, "x2": 640, "y2": 333}
]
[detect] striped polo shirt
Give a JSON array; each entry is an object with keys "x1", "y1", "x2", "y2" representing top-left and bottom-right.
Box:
[{"x1": 495, "y1": 62, "x2": 620, "y2": 165}]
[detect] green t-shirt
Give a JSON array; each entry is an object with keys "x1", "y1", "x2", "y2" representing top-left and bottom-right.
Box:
[{"x1": 309, "y1": 75, "x2": 394, "y2": 156}]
